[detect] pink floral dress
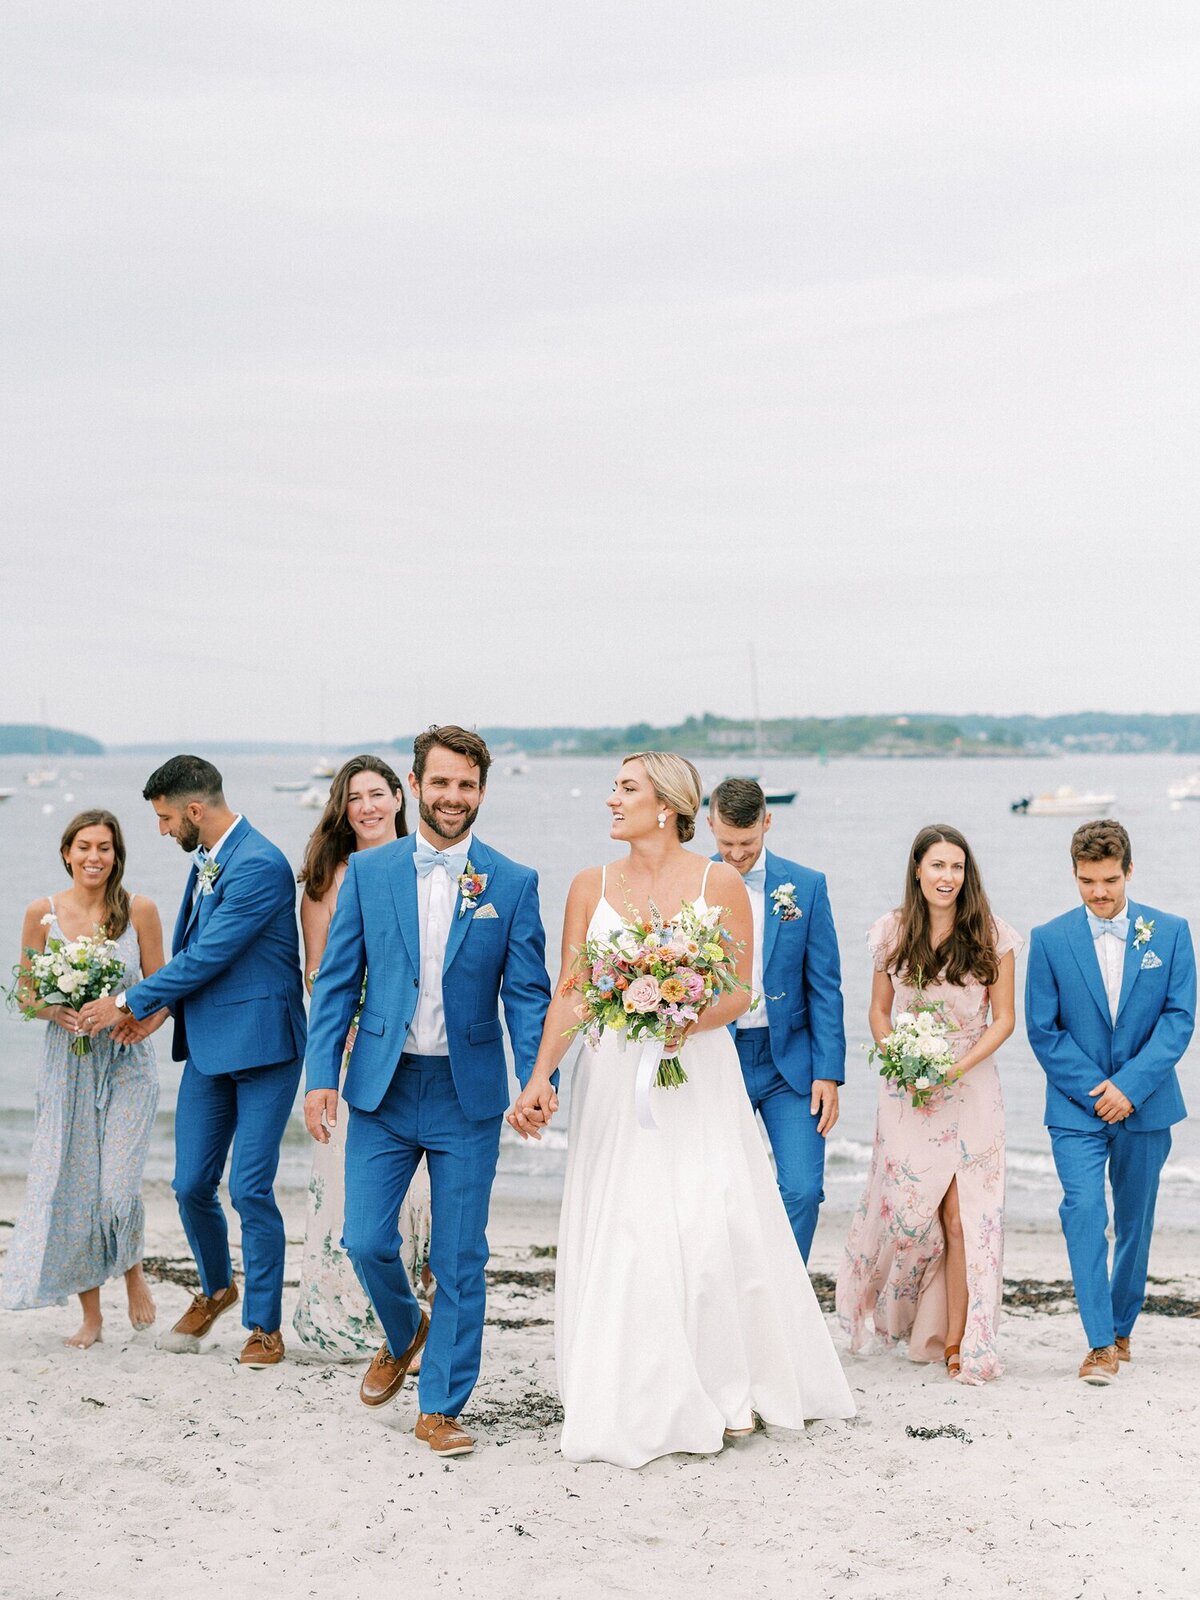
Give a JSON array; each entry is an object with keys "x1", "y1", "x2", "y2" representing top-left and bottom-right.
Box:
[{"x1": 836, "y1": 911, "x2": 1022, "y2": 1385}]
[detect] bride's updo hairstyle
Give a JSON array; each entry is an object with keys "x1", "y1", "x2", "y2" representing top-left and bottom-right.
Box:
[{"x1": 623, "y1": 751, "x2": 703, "y2": 843}]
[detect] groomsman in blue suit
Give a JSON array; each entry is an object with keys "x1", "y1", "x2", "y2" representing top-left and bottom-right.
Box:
[
  {"x1": 81, "y1": 755, "x2": 307, "y2": 1366},
  {"x1": 1026, "y1": 819, "x2": 1194, "y2": 1385},
  {"x1": 305, "y1": 725, "x2": 550, "y2": 1457},
  {"x1": 708, "y1": 779, "x2": 846, "y2": 1261}
]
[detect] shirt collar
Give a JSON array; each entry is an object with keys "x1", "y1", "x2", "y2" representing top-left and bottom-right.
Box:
[
  {"x1": 204, "y1": 814, "x2": 243, "y2": 865},
  {"x1": 416, "y1": 828, "x2": 474, "y2": 861}
]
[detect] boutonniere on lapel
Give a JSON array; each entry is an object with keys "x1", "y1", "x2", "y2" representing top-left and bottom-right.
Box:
[
  {"x1": 1133, "y1": 916, "x2": 1154, "y2": 949},
  {"x1": 770, "y1": 882, "x2": 802, "y2": 921},
  {"x1": 196, "y1": 859, "x2": 222, "y2": 896},
  {"x1": 457, "y1": 861, "x2": 488, "y2": 919}
]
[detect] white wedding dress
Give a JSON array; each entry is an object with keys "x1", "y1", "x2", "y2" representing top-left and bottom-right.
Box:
[{"x1": 555, "y1": 867, "x2": 856, "y2": 1467}]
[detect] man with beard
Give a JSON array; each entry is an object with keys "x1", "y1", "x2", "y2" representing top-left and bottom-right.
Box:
[
  {"x1": 304, "y1": 725, "x2": 550, "y2": 1456},
  {"x1": 81, "y1": 754, "x2": 306, "y2": 1365}
]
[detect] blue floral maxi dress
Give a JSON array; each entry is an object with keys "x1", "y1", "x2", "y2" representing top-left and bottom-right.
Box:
[{"x1": 1, "y1": 899, "x2": 159, "y2": 1309}]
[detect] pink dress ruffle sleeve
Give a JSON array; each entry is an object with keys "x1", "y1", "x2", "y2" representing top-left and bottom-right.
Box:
[{"x1": 835, "y1": 910, "x2": 1023, "y2": 1385}]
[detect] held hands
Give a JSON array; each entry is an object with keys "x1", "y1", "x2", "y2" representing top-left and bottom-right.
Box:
[
  {"x1": 80, "y1": 995, "x2": 123, "y2": 1037},
  {"x1": 110, "y1": 1009, "x2": 167, "y2": 1046},
  {"x1": 1090, "y1": 1079, "x2": 1134, "y2": 1123},
  {"x1": 304, "y1": 1089, "x2": 340, "y2": 1144},
  {"x1": 506, "y1": 1077, "x2": 559, "y2": 1141}
]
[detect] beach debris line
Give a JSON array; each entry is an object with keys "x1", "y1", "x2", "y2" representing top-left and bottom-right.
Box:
[{"x1": 905, "y1": 1423, "x2": 972, "y2": 1444}]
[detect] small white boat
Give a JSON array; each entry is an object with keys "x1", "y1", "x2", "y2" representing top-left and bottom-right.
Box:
[
  {"x1": 0, "y1": 788, "x2": 15, "y2": 802},
  {"x1": 311, "y1": 757, "x2": 336, "y2": 779},
  {"x1": 25, "y1": 767, "x2": 58, "y2": 787},
  {"x1": 1011, "y1": 786, "x2": 1116, "y2": 818},
  {"x1": 297, "y1": 785, "x2": 327, "y2": 809},
  {"x1": 1167, "y1": 773, "x2": 1200, "y2": 802},
  {"x1": 273, "y1": 779, "x2": 312, "y2": 792}
]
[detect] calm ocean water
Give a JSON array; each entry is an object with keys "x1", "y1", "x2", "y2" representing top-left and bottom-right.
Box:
[{"x1": 1, "y1": 751, "x2": 1197, "y2": 1225}]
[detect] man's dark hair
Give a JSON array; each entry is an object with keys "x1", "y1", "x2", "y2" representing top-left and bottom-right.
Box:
[
  {"x1": 142, "y1": 754, "x2": 225, "y2": 804},
  {"x1": 1071, "y1": 819, "x2": 1133, "y2": 873},
  {"x1": 412, "y1": 725, "x2": 492, "y2": 786},
  {"x1": 710, "y1": 777, "x2": 766, "y2": 828}
]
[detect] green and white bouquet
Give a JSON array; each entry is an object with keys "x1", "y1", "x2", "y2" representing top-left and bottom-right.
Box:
[
  {"x1": 869, "y1": 994, "x2": 957, "y2": 1108},
  {"x1": 13, "y1": 918, "x2": 127, "y2": 1056}
]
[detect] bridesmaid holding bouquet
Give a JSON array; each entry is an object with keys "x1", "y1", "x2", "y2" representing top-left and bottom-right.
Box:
[{"x1": 837, "y1": 825, "x2": 1021, "y2": 1384}]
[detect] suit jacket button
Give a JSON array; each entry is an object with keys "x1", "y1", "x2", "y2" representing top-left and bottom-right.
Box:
[{"x1": 413, "y1": 979, "x2": 419, "y2": 987}]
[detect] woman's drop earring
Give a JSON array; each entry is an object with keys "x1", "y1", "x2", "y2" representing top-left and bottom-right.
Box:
[{"x1": 657, "y1": 811, "x2": 668, "y2": 830}]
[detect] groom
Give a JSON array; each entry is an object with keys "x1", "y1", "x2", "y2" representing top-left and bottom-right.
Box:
[
  {"x1": 81, "y1": 755, "x2": 307, "y2": 1365},
  {"x1": 708, "y1": 779, "x2": 846, "y2": 1261},
  {"x1": 304, "y1": 725, "x2": 550, "y2": 1457},
  {"x1": 1026, "y1": 820, "x2": 1194, "y2": 1385}
]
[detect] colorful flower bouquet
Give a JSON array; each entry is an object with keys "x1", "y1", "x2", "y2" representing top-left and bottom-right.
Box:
[
  {"x1": 869, "y1": 998, "x2": 957, "y2": 1107},
  {"x1": 13, "y1": 919, "x2": 127, "y2": 1056},
  {"x1": 563, "y1": 899, "x2": 748, "y2": 1089}
]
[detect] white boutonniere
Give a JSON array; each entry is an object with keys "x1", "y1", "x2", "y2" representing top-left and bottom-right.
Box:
[
  {"x1": 457, "y1": 861, "x2": 488, "y2": 919},
  {"x1": 197, "y1": 859, "x2": 222, "y2": 896},
  {"x1": 1133, "y1": 916, "x2": 1154, "y2": 950},
  {"x1": 770, "y1": 882, "x2": 802, "y2": 921}
]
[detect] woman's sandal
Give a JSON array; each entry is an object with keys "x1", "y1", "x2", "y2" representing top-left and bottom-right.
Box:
[{"x1": 944, "y1": 1344, "x2": 961, "y2": 1378}]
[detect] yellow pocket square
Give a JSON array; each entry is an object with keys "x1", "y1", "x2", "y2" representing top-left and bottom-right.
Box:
[{"x1": 473, "y1": 903, "x2": 499, "y2": 920}]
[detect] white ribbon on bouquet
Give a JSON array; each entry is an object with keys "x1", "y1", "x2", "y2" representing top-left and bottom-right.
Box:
[{"x1": 634, "y1": 1036, "x2": 666, "y2": 1131}]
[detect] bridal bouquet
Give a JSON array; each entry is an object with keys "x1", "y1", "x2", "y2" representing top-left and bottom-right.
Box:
[
  {"x1": 869, "y1": 996, "x2": 957, "y2": 1108},
  {"x1": 13, "y1": 919, "x2": 127, "y2": 1057},
  {"x1": 563, "y1": 900, "x2": 748, "y2": 1089}
]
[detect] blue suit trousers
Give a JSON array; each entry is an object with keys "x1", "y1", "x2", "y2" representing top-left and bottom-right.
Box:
[
  {"x1": 173, "y1": 1056, "x2": 301, "y2": 1332},
  {"x1": 1049, "y1": 1122, "x2": 1172, "y2": 1348},
  {"x1": 735, "y1": 1029, "x2": 826, "y2": 1262},
  {"x1": 343, "y1": 1053, "x2": 501, "y2": 1418}
]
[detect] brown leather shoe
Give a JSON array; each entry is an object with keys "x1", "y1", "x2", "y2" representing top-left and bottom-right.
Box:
[
  {"x1": 1078, "y1": 1345, "x2": 1120, "y2": 1385},
  {"x1": 157, "y1": 1283, "x2": 239, "y2": 1353},
  {"x1": 416, "y1": 1412, "x2": 475, "y2": 1457},
  {"x1": 360, "y1": 1310, "x2": 429, "y2": 1408},
  {"x1": 1115, "y1": 1336, "x2": 1131, "y2": 1363},
  {"x1": 239, "y1": 1327, "x2": 285, "y2": 1367}
]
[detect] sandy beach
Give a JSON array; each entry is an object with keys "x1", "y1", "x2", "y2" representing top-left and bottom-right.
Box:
[{"x1": 1, "y1": 1178, "x2": 1196, "y2": 1600}]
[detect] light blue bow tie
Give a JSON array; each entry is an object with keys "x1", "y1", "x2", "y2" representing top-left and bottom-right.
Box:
[
  {"x1": 414, "y1": 839, "x2": 467, "y2": 879},
  {"x1": 1088, "y1": 910, "x2": 1129, "y2": 941},
  {"x1": 744, "y1": 866, "x2": 767, "y2": 891},
  {"x1": 194, "y1": 847, "x2": 209, "y2": 868}
]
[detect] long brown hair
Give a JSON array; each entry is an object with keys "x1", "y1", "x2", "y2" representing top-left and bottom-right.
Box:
[
  {"x1": 298, "y1": 755, "x2": 408, "y2": 900},
  {"x1": 60, "y1": 809, "x2": 131, "y2": 939},
  {"x1": 891, "y1": 823, "x2": 999, "y2": 989}
]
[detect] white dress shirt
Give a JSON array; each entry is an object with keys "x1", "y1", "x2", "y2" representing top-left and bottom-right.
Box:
[
  {"x1": 192, "y1": 814, "x2": 242, "y2": 905},
  {"x1": 737, "y1": 849, "x2": 769, "y2": 1030},
  {"x1": 1092, "y1": 900, "x2": 1128, "y2": 1025},
  {"x1": 406, "y1": 831, "x2": 474, "y2": 1055}
]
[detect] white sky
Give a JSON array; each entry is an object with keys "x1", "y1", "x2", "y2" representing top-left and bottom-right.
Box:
[{"x1": 2, "y1": 3, "x2": 1198, "y2": 745}]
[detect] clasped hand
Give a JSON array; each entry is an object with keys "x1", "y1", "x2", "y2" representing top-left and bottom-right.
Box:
[
  {"x1": 507, "y1": 1078, "x2": 559, "y2": 1141},
  {"x1": 1090, "y1": 1078, "x2": 1134, "y2": 1123}
]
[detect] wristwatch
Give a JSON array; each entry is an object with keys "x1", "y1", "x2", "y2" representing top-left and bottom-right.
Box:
[{"x1": 115, "y1": 993, "x2": 130, "y2": 1012}]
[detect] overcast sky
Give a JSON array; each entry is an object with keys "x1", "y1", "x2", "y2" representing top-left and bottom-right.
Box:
[{"x1": 2, "y1": 3, "x2": 1197, "y2": 746}]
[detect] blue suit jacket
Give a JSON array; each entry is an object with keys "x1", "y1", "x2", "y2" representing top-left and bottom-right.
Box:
[
  {"x1": 128, "y1": 818, "x2": 307, "y2": 1075},
  {"x1": 717, "y1": 850, "x2": 847, "y2": 1092},
  {"x1": 1025, "y1": 900, "x2": 1194, "y2": 1132},
  {"x1": 304, "y1": 834, "x2": 551, "y2": 1122}
]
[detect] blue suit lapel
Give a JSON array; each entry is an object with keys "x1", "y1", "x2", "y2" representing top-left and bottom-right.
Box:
[
  {"x1": 388, "y1": 838, "x2": 420, "y2": 969},
  {"x1": 1115, "y1": 901, "x2": 1144, "y2": 1022},
  {"x1": 1067, "y1": 907, "x2": 1114, "y2": 1026},
  {"x1": 444, "y1": 839, "x2": 494, "y2": 974},
  {"x1": 172, "y1": 873, "x2": 194, "y2": 954},
  {"x1": 183, "y1": 817, "x2": 252, "y2": 938},
  {"x1": 762, "y1": 851, "x2": 783, "y2": 977}
]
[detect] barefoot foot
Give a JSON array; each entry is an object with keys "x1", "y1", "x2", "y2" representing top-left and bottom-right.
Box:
[
  {"x1": 125, "y1": 1269, "x2": 157, "y2": 1331},
  {"x1": 64, "y1": 1319, "x2": 103, "y2": 1349}
]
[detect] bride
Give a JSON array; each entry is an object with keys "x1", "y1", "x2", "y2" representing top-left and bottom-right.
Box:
[{"x1": 509, "y1": 751, "x2": 855, "y2": 1468}]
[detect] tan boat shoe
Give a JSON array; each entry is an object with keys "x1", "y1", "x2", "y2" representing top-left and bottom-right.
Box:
[
  {"x1": 1115, "y1": 1336, "x2": 1131, "y2": 1363},
  {"x1": 1078, "y1": 1345, "x2": 1120, "y2": 1385},
  {"x1": 239, "y1": 1327, "x2": 285, "y2": 1367},
  {"x1": 157, "y1": 1283, "x2": 239, "y2": 1353},
  {"x1": 360, "y1": 1309, "x2": 429, "y2": 1408},
  {"x1": 416, "y1": 1413, "x2": 475, "y2": 1457}
]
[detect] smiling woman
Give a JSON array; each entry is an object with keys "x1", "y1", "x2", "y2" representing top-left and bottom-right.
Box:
[{"x1": 1, "y1": 810, "x2": 166, "y2": 1348}]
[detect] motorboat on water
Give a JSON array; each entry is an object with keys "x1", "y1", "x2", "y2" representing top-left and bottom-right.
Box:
[
  {"x1": 297, "y1": 785, "x2": 328, "y2": 809},
  {"x1": 273, "y1": 779, "x2": 312, "y2": 792},
  {"x1": 702, "y1": 776, "x2": 798, "y2": 808},
  {"x1": 1011, "y1": 786, "x2": 1116, "y2": 818},
  {"x1": 0, "y1": 788, "x2": 14, "y2": 803},
  {"x1": 311, "y1": 757, "x2": 336, "y2": 779},
  {"x1": 1167, "y1": 772, "x2": 1200, "y2": 802},
  {"x1": 25, "y1": 767, "x2": 58, "y2": 787}
]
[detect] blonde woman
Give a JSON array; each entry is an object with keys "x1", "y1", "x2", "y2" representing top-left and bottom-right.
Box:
[{"x1": 510, "y1": 752, "x2": 855, "y2": 1467}]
